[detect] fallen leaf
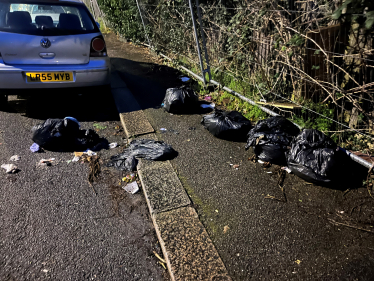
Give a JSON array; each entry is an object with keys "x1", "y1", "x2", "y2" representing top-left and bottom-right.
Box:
[{"x1": 223, "y1": 225, "x2": 230, "y2": 234}]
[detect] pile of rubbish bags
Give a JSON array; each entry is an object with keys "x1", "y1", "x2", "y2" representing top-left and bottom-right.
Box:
[
  {"x1": 107, "y1": 139, "x2": 177, "y2": 172},
  {"x1": 31, "y1": 117, "x2": 105, "y2": 152},
  {"x1": 159, "y1": 85, "x2": 352, "y2": 186}
]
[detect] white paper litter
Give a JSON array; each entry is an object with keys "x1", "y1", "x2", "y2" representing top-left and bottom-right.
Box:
[
  {"x1": 72, "y1": 156, "x2": 80, "y2": 162},
  {"x1": 84, "y1": 150, "x2": 97, "y2": 156},
  {"x1": 160, "y1": 128, "x2": 167, "y2": 132},
  {"x1": 200, "y1": 103, "x2": 215, "y2": 109},
  {"x1": 258, "y1": 160, "x2": 265, "y2": 164},
  {"x1": 180, "y1": 77, "x2": 190, "y2": 82},
  {"x1": 39, "y1": 158, "x2": 55, "y2": 166},
  {"x1": 281, "y1": 166, "x2": 292, "y2": 173},
  {"x1": 10, "y1": 155, "x2": 20, "y2": 161},
  {"x1": 1, "y1": 164, "x2": 18, "y2": 173},
  {"x1": 109, "y1": 142, "x2": 118, "y2": 149},
  {"x1": 123, "y1": 181, "x2": 139, "y2": 194}
]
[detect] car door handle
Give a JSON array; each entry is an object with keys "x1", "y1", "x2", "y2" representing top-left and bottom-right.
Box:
[{"x1": 39, "y1": 52, "x2": 55, "y2": 59}]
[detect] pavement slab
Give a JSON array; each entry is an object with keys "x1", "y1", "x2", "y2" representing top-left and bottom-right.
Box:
[
  {"x1": 120, "y1": 110, "x2": 155, "y2": 137},
  {"x1": 153, "y1": 206, "x2": 231, "y2": 281},
  {"x1": 138, "y1": 164, "x2": 191, "y2": 214}
]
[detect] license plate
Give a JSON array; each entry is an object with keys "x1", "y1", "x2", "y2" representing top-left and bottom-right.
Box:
[{"x1": 26, "y1": 72, "x2": 74, "y2": 83}]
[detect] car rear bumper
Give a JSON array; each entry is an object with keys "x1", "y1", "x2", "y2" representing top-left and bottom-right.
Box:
[{"x1": 0, "y1": 57, "x2": 111, "y2": 89}]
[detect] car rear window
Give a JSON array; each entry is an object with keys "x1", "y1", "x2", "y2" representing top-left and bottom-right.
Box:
[{"x1": 0, "y1": 1, "x2": 99, "y2": 36}]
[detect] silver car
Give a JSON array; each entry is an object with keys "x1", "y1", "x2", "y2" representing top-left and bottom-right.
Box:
[{"x1": 0, "y1": 0, "x2": 110, "y2": 104}]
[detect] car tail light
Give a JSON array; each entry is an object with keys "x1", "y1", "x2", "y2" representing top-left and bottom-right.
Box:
[{"x1": 90, "y1": 36, "x2": 107, "y2": 57}]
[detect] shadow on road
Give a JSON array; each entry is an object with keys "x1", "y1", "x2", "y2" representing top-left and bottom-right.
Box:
[{"x1": 2, "y1": 86, "x2": 119, "y2": 122}]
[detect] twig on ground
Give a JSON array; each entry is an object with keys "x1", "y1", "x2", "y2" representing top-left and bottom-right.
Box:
[{"x1": 328, "y1": 218, "x2": 374, "y2": 234}]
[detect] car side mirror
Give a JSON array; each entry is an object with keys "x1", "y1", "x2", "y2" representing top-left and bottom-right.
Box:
[{"x1": 96, "y1": 21, "x2": 100, "y2": 29}]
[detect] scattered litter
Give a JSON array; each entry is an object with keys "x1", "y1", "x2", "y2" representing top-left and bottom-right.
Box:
[
  {"x1": 162, "y1": 86, "x2": 199, "y2": 113},
  {"x1": 233, "y1": 164, "x2": 240, "y2": 169},
  {"x1": 204, "y1": 96, "x2": 212, "y2": 101},
  {"x1": 258, "y1": 160, "x2": 265, "y2": 164},
  {"x1": 202, "y1": 109, "x2": 251, "y2": 141},
  {"x1": 287, "y1": 129, "x2": 350, "y2": 185},
  {"x1": 42, "y1": 269, "x2": 49, "y2": 273},
  {"x1": 122, "y1": 173, "x2": 136, "y2": 182},
  {"x1": 200, "y1": 103, "x2": 215, "y2": 109},
  {"x1": 30, "y1": 143, "x2": 40, "y2": 153},
  {"x1": 160, "y1": 128, "x2": 167, "y2": 132},
  {"x1": 295, "y1": 260, "x2": 301, "y2": 265},
  {"x1": 266, "y1": 171, "x2": 273, "y2": 174},
  {"x1": 84, "y1": 150, "x2": 97, "y2": 156},
  {"x1": 107, "y1": 139, "x2": 177, "y2": 171},
  {"x1": 281, "y1": 166, "x2": 292, "y2": 173},
  {"x1": 123, "y1": 181, "x2": 139, "y2": 194},
  {"x1": 223, "y1": 225, "x2": 230, "y2": 234},
  {"x1": 180, "y1": 77, "x2": 190, "y2": 82},
  {"x1": 10, "y1": 155, "x2": 20, "y2": 161},
  {"x1": 74, "y1": 152, "x2": 84, "y2": 157},
  {"x1": 215, "y1": 209, "x2": 219, "y2": 213},
  {"x1": 187, "y1": 139, "x2": 191, "y2": 142},
  {"x1": 109, "y1": 142, "x2": 118, "y2": 149},
  {"x1": 246, "y1": 116, "x2": 300, "y2": 165},
  {"x1": 38, "y1": 158, "x2": 55, "y2": 166},
  {"x1": 72, "y1": 156, "x2": 80, "y2": 162},
  {"x1": 338, "y1": 211, "x2": 345, "y2": 214},
  {"x1": 66, "y1": 160, "x2": 72, "y2": 164},
  {"x1": 115, "y1": 125, "x2": 120, "y2": 130},
  {"x1": 1, "y1": 164, "x2": 18, "y2": 173}
]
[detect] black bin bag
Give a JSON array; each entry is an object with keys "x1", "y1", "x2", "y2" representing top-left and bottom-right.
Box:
[
  {"x1": 106, "y1": 139, "x2": 177, "y2": 171},
  {"x1": 32, "y1": 118, "x2": 103, "y2": 151},
  {"x1": 32, "y1": 118, "x2": 80, "y2": 151},
  {"x1": 162, "y1": 86, "x2": 198, "y2": 113},
  {"x1": 245, "y1": 116, "x2": 300, "y2": 165},
  {"x1": 201, "y1": 109, "x2": 252, "y2": 141},
  {"x1": 287, "y1": 129, "x2": 350, "y2": 185}
]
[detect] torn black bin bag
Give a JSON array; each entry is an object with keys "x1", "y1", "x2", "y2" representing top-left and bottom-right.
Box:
[
  {"x1": 245, "y1": 116, "x2": 300, "y2": 165},
  {"x1": 162, "y1": 86, "x2": 198, "y2": 113},
  {"x1": 32, "y1": 118, "x2": 103, "y2": 151},
  {"x1": 75, "y1": 129, "x2": 102, "y2": 151},
  {"x1": 32, "y1": 118, "x2": 80, "y2": 151},
  {"x1": 287, "y1": 129, "x2": 350, "y2": 185},
  {"x1": 106, "y1": 139, "x2": 177, "y2": 171},
  {"x1": 201, "y1": 110, "x2": 252, "y2": 141}
]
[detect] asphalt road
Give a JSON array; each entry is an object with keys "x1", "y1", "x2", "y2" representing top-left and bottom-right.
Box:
[
  {"x1": 0, "y1": 90, "x2": 167, "y2": 280},
  {"x1": 106, "y1": 33, "x2": 374, "y2": 280}
]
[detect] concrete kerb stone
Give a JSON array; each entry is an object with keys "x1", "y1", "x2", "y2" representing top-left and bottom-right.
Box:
[
  {"x1": 111, "y1": 70, "x2": 231, "y2": 281},
  {"x1": 138, "y1": 165, "x2": 191, "y2": 214}
]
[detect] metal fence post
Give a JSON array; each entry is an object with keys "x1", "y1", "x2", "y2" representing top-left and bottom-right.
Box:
[
  {"x1": 188, "y1": 0, "x2": 207, "y2": 85},
  {"x1": 135, "y1": 0, "x2": 151, "y2": 47},
  {"x1": 195, "y1": 0, "x2": 211, "y2": 81}
]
